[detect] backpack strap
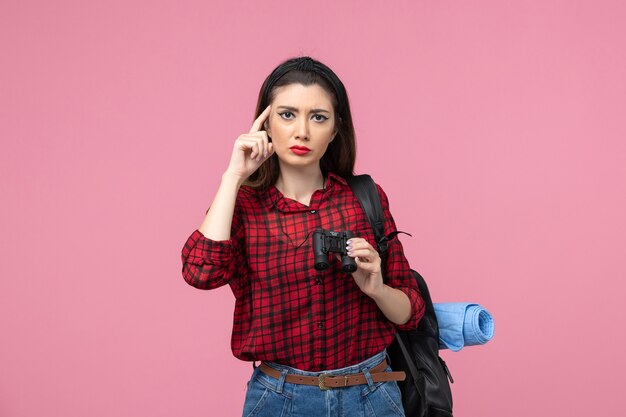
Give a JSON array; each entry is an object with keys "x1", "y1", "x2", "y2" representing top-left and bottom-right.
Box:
[
  {"x1": 346, "y1": 174, "x2": 387, "y2": 252},
  {"x1": 346, "y1": 175, "x2": 411, "y2": 262}
]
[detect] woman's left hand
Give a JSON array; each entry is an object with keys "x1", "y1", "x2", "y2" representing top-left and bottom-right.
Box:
[{"x1": 338, "y1": 237, "x2": 385, "y2": 298}]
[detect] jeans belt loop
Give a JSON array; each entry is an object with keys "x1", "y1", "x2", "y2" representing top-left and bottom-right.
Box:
[
  {"x1": 276, "y1": 368, "x2": 288, "y2": 394},
  {"x1": 363, "y1": 367, "x2": 376, "y2": 390}
]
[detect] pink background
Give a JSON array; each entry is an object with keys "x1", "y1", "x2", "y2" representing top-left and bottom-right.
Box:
[{"x1": 1, "y1": 0, "x2": 625, "y2": 416}]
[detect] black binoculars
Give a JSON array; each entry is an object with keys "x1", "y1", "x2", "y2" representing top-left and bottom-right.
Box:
[{"x1": 312, "y1": 228, "x2": 357, "y2": 273}]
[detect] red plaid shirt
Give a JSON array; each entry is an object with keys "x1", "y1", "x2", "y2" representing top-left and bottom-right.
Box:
[{"x1": 181, "y1": 172, "x2": 425, "y2": 371}]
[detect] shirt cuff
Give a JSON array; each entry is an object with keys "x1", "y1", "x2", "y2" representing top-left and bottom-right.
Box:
[
  {"x1": 394, "y1": 286, "x2": 424, "y2": 331},
  {"x1": 182, "y1": 229, "x2": 234, "y2": 267}
]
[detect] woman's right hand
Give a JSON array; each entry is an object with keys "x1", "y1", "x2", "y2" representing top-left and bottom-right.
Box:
[{"x1": 224, "y1": 105, "x2": 275, "y2": 181}]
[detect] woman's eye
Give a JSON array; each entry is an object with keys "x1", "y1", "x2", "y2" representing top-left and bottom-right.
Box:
[{"x1": 279, "y1": 112, "x2": 328, "y2": 122}]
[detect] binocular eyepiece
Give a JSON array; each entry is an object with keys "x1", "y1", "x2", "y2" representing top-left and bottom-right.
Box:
[{"x1": 312, "y1": 228, "x2": 357, "y2": 273}]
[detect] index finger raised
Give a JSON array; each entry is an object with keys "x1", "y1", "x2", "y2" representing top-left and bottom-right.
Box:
[{"x1": 249, "y1": 105, "x2": 272, "y2": 133}]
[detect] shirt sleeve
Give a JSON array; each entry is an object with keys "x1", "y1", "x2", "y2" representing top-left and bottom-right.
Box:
[
  {"x1": 180, "y1": 199, "x2": 247, "y2": 294},
  {"x1": 375, "y1": 182, "x2": 426, "y2": 331}
]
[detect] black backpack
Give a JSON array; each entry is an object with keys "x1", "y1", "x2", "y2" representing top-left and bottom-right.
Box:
[{"x1": 347, "y1": 174, "x2": 454, "y2": 417}]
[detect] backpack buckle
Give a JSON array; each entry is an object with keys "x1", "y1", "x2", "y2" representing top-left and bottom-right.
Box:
[{"x1": 377, "y1": 236, "x2": 389, "y2": 253}]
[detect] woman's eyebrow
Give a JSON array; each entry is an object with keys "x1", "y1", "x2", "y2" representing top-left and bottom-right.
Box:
[{"x1": 276, "y1": 105, "x2": 331, "y2": 114}]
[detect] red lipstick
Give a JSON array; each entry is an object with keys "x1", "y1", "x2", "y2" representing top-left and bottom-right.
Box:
[{"x1": 290, "y1": 146, "x2": 311, "y2": 155}]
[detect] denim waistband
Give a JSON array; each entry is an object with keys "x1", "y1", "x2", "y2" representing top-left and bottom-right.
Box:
[{"x1": 263, "y1": 349, "x2": 388, "y2": 377}]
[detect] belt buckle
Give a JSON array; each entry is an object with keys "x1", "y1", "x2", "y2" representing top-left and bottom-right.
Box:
[
  {"x1": 318, "y1": 373, "x2": 330, "y2": 390},
  {"x1": 319, "y1": 373, "x2": 350, "y2": 390}
]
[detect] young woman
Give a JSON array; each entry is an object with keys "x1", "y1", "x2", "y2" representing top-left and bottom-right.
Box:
[{"x1": 181, "y1": 56, "x2": 425, "y2": 417}]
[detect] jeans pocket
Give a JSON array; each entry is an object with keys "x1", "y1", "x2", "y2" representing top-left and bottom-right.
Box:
[
  {"x1": 362, "y1": 365, "x2": 406, "y2": 417},
  {"x1": 380, "y1": 381, "x2": 405, "y2": 415},
  {"x1": 242, "y1": 373, "x2": 269, "y2": 417},
  {"x1": 243, "y1": 370, "x2": 292, "y2": 417}
]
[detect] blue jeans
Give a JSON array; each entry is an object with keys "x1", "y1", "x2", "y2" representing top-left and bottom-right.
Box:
[{"x1": 242, "y1": 350, "x2": 405, "y2": 417}]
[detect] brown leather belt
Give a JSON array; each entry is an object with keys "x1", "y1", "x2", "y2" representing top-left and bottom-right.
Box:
[{"x1": 258, "y1": 359, "x2": 406, "y2": 390}]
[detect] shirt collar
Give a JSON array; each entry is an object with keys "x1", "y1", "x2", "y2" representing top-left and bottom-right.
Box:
[{"x1": 254, "y1": 171, "x2": 349, "y2": 212}]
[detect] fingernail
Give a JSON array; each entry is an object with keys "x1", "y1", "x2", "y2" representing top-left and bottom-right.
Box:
[
  {"x1": 264, "y1": 151, "x2": 268, "y2": 157},
  {"x1": 346, "y1": 245, "x2": 352, "y2": 251},
  {"x1": 347, "y1": 251, "x2": 353, "y2": 256}
]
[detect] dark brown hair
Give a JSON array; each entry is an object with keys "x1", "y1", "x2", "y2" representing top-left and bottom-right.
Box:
[{"x1": 244, "y1": 56, "x2": 356, "y2": 190}]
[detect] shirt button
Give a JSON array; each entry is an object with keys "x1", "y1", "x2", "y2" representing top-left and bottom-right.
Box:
[
  {"x1": 317, "y1": 321, "x2": 324, "y2": 329},
  {"x1": 310, "y1": 210, "x2": 317, "y2": 214}
]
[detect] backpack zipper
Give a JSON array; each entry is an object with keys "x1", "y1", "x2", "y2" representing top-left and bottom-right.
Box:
[{"x1": 439, "y1": 357, "x2": 454, "y2": 383}]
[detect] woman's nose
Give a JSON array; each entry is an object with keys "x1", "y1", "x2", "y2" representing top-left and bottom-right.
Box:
[{"x1": 294, "y1": 118, "x2": 309, "y2": 140}]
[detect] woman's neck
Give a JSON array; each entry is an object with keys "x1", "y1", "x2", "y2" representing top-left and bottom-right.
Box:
[{"x1": 275, "y1": 165, "x2": 325, "y2": 205}]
